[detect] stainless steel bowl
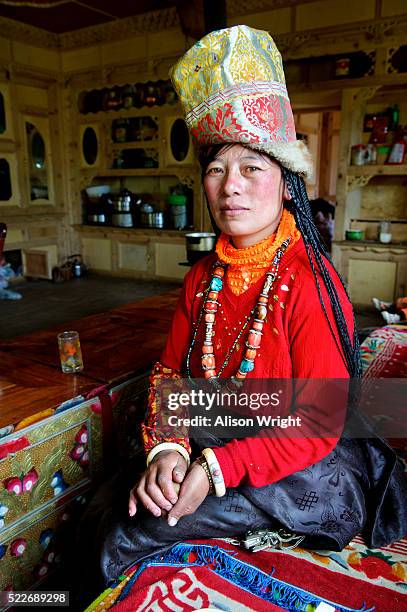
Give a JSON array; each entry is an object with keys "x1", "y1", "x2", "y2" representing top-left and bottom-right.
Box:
[{"x1": 185, "y1": 232, "x2": 216, "y2": 263}]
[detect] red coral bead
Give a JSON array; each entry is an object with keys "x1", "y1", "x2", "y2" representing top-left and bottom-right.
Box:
[
  {"x1": 247, "y1": 332, "x2": 261, "y2": 347},
  {"x1": 202, "y1": 355, "x2": 215, "y2": 368},
  {"x1": 204, "y1": 370, "x2": 216, "y2": 379}
]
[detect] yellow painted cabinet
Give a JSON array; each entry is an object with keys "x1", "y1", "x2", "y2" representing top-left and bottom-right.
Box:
[{"x1": 0, "y1": 398, "x2": 103, "y2": 591}]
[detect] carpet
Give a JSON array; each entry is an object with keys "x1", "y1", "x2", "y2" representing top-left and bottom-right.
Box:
[{"x1": 84, "y1": 535, "x2": 407, "y2": 612}]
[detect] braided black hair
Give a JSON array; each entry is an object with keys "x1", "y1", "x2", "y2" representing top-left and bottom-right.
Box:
[{"x1": 282, "y1": 167, "x2": 362, "y2": 378}]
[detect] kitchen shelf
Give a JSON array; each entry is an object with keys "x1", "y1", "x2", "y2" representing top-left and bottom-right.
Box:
[
  {"x1": 347, "y1": 164, "x2": 407, "y2": 176},
  {"x1": 110, "y1": 140, "x2": 159, "y2": 150},
  {"x1": 97, "y1": 168, "x2": 194, "y2": 177},
  {"x1": 79, "y1": 104, "x2": 177, "y2": 121},
  {"x1": 335, "y1": 239, "x2": 407, "y2": 247},
  {"x1": 351, "y1": 218, "x2": 407, "y2": 223},
  {"x1": 75, "y1": 224, "x2": 190, "y2": 238}
]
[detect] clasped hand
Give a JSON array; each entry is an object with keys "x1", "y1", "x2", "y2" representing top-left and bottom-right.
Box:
[{"x1": 128, "y1": 450, "x2": 210, "y2": 526}]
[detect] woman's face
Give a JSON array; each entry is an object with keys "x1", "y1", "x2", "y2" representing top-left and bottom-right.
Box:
[{"x1": 203, "y1": 144, "x2": 289, "y2": 248}]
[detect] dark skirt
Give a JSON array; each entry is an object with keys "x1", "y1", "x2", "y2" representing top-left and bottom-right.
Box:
[{"x1": 76, "y1": 434, "x2": 407, "y2": 600}]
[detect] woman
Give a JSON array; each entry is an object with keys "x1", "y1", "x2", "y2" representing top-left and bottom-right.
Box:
[{"x1": 81, "y1": 26, "x2": 406, "y2": 593}]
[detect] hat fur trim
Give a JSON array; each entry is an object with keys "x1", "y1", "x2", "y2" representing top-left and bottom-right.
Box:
[{"x1": 248, "y1": 139, "x2": 314, "y2": 181}]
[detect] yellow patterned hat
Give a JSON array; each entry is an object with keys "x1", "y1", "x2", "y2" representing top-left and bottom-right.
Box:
[{"x1": 170, "y1": 25, "x2": 313, "y2": 178}]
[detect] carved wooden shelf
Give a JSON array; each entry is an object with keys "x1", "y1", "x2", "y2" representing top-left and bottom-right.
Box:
[
  {"x1": 110, "y1": 140, "x2": 159, "y2": 150},
  {"x1": 347, "y1": 164, "x2": 407, "y2": 176}
]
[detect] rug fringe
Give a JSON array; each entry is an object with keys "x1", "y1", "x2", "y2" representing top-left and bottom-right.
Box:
[{"x1": 116, "y1": 542, "x2": 375, "y2": 612}]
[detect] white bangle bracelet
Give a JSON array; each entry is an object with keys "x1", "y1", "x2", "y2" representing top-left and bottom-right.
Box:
[
  {"x1": 146, "y1": 442, "x2": 190, "y2": 467},
  {"x1": 202, "y1": 447, "x2": 226, "y2": 497}
]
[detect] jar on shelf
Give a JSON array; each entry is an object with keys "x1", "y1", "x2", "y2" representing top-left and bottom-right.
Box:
[
  {"x1": 351, "y1": 144, "x2": 368, "y2": 165},
  {"x1": 103, "y1": 88, "x2": 122, "y2": 111},
  {"x1": 122, "y1": 85, "x2": 134, "y2": 109},
  {"x1": 145, "y1": 83, "x2": 158, "y2": 107},
  {"x1": 366, "y1": 143, "x2": 377, "y2": 164},
  {"x1": 379, "y1": 221, "x2": 392, "y2": 244},
  {"x1": 112, "y1": 118, "x2": 128, "y2": 143},
  {"x1": 334, "y1": 57, "x2": 350, "y2": 78}
]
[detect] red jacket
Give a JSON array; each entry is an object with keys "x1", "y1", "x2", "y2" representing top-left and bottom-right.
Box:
[{"x1": 143, "y1": 238, "x2": 354, "y2": 488}]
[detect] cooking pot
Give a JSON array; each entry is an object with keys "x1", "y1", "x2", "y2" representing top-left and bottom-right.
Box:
[
  {"x1": 185, "y1": 232, "x2": 216, "y2": 263},
  {"x1": 111, "y1": 194, "x2": 132, "y2": 212},
  {"x1": 87, "y1": 213, "x2": 107, "y2": 225},
  {"x1": 140, "y1": 211, "x2": 164, "y2": 228},
  {"x1": 112, "y1": 212, "x2": 133, "y2": 227}
]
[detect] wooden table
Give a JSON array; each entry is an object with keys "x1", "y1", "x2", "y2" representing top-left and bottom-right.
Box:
[
  {"x1": 1, "y1": 289, "x2": 180, "y2": 387},
  {"x1": 0, "y1": 290, "x2": 179, "y2": 593}
]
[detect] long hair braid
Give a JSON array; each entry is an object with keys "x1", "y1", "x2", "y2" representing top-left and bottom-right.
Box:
[{"x1": 282, "y1": 167, "x2": 362, "y2": 379}]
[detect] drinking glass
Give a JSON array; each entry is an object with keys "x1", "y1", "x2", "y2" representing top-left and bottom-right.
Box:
[{"x1": 57, "y1": 331, "x2": 84, "y2": 373}]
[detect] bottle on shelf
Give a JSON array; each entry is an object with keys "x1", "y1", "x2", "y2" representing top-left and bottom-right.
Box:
[
  {"x1": 103, "y1": 88, "x2": 122, "y2": 112},
  {"x1": 386, "y1": 127, "x2": 407, "y2": 165},
  {"x1": 122, "y1": 85, "x2": 134, "y2": 109}
]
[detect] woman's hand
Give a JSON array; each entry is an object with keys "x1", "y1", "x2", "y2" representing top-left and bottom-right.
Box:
[
  {"x1": 167, "y1": 461, "x2": 210, "y2": 527},
  {"x1": 128, "y1": 450, "x2": 187, "y2": 518}
]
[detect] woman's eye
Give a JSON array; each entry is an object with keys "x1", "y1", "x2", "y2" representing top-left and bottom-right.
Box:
[
  {"x1": 245, "y1": 166, "x2": 260, "y2": 173},
  {"x1": 206, "y1": 167, "x2": 223, "y2": 175}
]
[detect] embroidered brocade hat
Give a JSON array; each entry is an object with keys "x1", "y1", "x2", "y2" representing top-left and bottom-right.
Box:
[{"x1": 170, "y1": 25, "x2": 313, "y2": 179}]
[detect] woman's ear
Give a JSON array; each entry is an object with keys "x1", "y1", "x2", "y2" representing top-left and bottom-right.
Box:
[{"x1": 283, "y1": 182, "x2": 292, "y2": 201}]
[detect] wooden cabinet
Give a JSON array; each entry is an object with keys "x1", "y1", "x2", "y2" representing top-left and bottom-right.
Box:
[
  {"x1": 77, "y1": 85, "x2": 202, "y2": 229},
  {"x1": 333, "y1": 83, "x2": 407, "y2": 303},
  {"x1": 0, "y1": 397, "x2": 103, "y2": 591},
  {"x1": 0, "y1": 83, "x2": 20, "y2": 209},
  {"x1": 72, "y1": 83, "x2": 204, "y2": 279}
]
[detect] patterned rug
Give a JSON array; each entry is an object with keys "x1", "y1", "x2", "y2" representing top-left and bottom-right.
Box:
[{"x1": 85, "y1": 535, "x2": 407, "y2": 612}]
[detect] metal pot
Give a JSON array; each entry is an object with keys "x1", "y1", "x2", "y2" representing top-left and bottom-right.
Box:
[
  {"x1": 111, "y1": 194, "x2": 132, "y2": 212},
  {"x1": 140, "y1": 211, "x2": 164, "y2": 228},
  {"x1": 112, "y1": 212, "x2": 133, "y2": 227},
  {"x1": 185, "y1": 232, "x2": 216, "y2": 263},
  {"x1": 87, "y1": 213, "x2": 107, "y2": 225}
]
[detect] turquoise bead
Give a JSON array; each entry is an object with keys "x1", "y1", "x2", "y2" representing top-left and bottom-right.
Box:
[
  {"x1": 210, "y1": 277, "x2": 223, "y2": 292},
  {"x1": 240, "y1": 358, "x2": 254, "y2": 373}
]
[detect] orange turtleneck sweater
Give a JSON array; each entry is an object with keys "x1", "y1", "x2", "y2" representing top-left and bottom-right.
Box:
[{"x1": 216, "y1": 208, "x2": 300, "y2": 295}]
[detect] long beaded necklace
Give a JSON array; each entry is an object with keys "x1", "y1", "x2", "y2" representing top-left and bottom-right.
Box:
[{"x1": 185, "y1": 237, "x2": 291, "y2": 382}]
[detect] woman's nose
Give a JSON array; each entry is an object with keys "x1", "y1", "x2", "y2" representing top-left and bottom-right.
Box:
[{"x1": 222, "y1": 169, "x2": 241, "y2": 195}]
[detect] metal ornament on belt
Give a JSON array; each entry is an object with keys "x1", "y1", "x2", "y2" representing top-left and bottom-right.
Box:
[{"x1": 242, "y1": 528, "x2": 305, "y2": 552}]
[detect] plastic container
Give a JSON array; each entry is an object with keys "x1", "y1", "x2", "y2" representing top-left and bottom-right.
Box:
[
  {"x1": 167, "y1": 194, "x2": 187, "y2": 229},
  {"x1": 345, "y1": 229, "x2": 364, "y2": 241},
  {"x1": 376, "y1": 145, "x2": 391, "y2": 165}
]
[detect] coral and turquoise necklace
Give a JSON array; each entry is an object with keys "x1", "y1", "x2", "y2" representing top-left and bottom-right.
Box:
[{"x1": 186, "y1": 237, "x2": 291, "y2": 382}]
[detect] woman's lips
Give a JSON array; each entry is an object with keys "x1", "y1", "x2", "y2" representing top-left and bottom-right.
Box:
[{"x1": 219, "y1": 206, "x2": 248, "y2": 217}]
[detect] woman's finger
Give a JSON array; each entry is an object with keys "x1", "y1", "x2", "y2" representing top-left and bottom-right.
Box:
[
  {"x1": 128, "y1": 488, "x2": 137, "y2": 517},
  {"x1": 172, "y1": 456, "x2": 187, "y2": 483},
  {"x1": 136, "y1": 484, "x2": 163, "y2": 517},
  {"x1": 145, "y1": 472, "x2": 174, "y2": 512},
  {"x1": 167, "y1": 463, "x2": 209, "y2": 526}
]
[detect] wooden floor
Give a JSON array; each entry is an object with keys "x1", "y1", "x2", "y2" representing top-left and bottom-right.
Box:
[
  {"x1": 0, "y1": 273, "x2": 383, "y2": 341},
  {"x1": 0, "y1": 274, "x2": 181, "y2": 340}
]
